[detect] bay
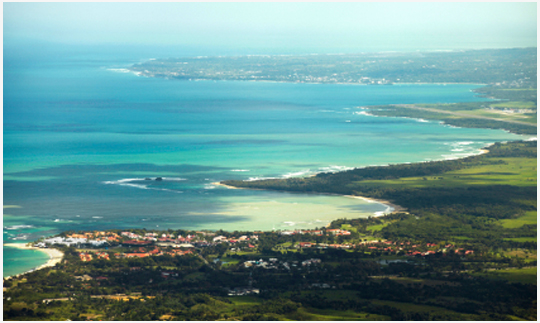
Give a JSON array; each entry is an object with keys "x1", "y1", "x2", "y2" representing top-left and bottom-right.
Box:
[{"x1": 3, "y1": 47, "x2": 527, "y2": 276}]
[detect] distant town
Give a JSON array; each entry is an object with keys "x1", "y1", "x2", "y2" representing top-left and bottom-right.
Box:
[{"x1": 128, "y1": 48, "x2": 536, "y2": 88}]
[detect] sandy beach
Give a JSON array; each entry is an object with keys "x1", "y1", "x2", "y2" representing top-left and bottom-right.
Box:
[
  {"x1": 4, "y1": 243, "x2": 64, "y2": 279},
  {"x1": 212, "y1": 182, "x2": 245, "y2": 190},
  {"x1": 344, "y1": 195, "x2": 407, "y2": 216},
  {"x1": 213, "y1": 181, "x2": 406, "y2": 218}
]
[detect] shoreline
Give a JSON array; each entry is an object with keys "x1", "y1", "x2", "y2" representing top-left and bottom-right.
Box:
[
  {"x1": 212, "y1": 182, "x2": 406, "y2": 219},
  {"x1": 3, "y1": 243, "x2": 64, "y2": 279},
  {"x1": 126, "y1": 73, "x2": 488, "y2": 87},
  {"x1": 343, "y1": 195, "x2": 407, "y2": 216},
  {"x1": 212, "y1": 142, "x2": 501, "y2": 220}
]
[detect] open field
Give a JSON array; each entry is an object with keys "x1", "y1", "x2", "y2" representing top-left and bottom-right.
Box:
[
  {"x1": 398, "y1": 103, "x2": 537, "y2": 126},
  {"x1": 364, "y1": 101, "x2": 537, "y2": 135},
  {"x1": 472, "y1": 267, "x2": 537, "y2": 284},
  {"x1": 490, "y1": 101, "x2": 536, "y2": 109},
  {"x1": 499, "y1": 211, "x2": 538, "y2": 228},
  {"x1": 504, "y1": 237, "x2": 537, "y2": 243},
  {"x1": 294, "y1": 307, "x2": 387, "y2": 321},
  {"x1": 456, "y1": 110, "x2": 537, "y2": 124},
  {"x1": 370, "y1": 299, "x2": 478, "y2": 319},
  {"x1": 354, "y1": 157, "x2": 537, "y2": 189}
]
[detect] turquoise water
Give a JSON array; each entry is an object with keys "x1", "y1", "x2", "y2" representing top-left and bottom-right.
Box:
[
  {"x1": 3, "y1": 245, "x2": 50, "y2": 278},
  {"x1": 3, "y1": 46, "x2": 528, "y2": 276}
]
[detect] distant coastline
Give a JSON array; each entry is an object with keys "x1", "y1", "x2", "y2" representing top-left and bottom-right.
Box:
[{"x1": 213, "y1": 143, "x2": 499, "y2": 220}]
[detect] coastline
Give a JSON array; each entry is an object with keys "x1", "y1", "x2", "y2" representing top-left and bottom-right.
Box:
[
  {"x1": 211, "y1": 182, "x2": 245, "y2": 190},
  {"x1": 212, "y1": 142, "x2": 502, "y2": 221},
  {"x1": 343, "y1": 195, "x2": 407, "y2": 216},
  {"x1": 126, "y1": 73, "x2": 487, "y2": 87},
  {"x1": 212, "y1": 182, "x2": 406, "y2": 219},
  {"x1": 3, "y1": 243, "x2": 64, "y2": 279}
]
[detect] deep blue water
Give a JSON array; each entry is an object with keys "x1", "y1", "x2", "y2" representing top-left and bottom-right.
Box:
[{"x1": 3, "y1": 45, "x2": 527, "y2": 276}]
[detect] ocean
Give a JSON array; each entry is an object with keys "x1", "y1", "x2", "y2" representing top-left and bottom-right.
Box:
[{"x1": 3, "y1": 45, "x2": 528, "y2": 276}]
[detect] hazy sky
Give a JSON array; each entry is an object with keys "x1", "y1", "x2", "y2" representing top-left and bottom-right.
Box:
[{"x1": 4, "y1": 2, "x2": 537, "y2": 53}]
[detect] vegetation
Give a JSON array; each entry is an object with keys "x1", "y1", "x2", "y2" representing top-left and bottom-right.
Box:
[
  {"x1": 4, "y1": 49, "x2": 537, "y2": 320},
  {"x1": 130, "y1": 48, "x2": 536, "y2": 87},
  {"x1": 4, "y1": 141, "x2": 536, "y2": 321},
  {"x1": 361, "y1": 99, "x2": 537, "y2": 135}
]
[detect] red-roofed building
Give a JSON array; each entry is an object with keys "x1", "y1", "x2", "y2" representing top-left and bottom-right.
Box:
[
  {"x1": 122, "y1": 240, "x2": 153, "y2": 246},
  {"x1": 125, "y1": 253, "x2": 150, "y2": 258}
]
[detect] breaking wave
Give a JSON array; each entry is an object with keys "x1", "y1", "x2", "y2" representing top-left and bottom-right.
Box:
[
  {"x1": 102, "y1": 178, "x2": 184, "y2": 193},
  {"x1": 4, "y1": 225, "x2": 34, "y2": 230}
]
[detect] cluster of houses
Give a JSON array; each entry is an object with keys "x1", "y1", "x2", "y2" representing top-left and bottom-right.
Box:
[
  {"x1": 362, "y1": 241, "x2": 474, "y2": 257},
  {"x1": 212, "y1": 234, "x2": 258, "y2": 244},
  {"x1": 293, "y1": 240, "x2": 474, "y2": 257},
  {"x1": 36, "y1": 236, "x2": 109, "y2": 248},
  {"x1": 35, "y1": 230, "x2": 221, "y2": 249},
  {"x1": 243, "y1": 257, "x2": 321, "y2": 271},
  {"x1": 227, "y1": 287, "x2": 260, "y2": 296},
  {"x1": 296, "y1": 242, "x2": 354, "y2": 249},
  {"x1": 121, "y1": 231, "x2": 202, "y2": 244},
  {"x1": 279, "y1": 229, "x2": 351, "y2": 236},
  {"x1": 114, "y1": 247, "x2": 193, "y2": 259},
  {"x1": 78, "y1": 251, "x2": 110, "y2": 262},
  {"x1": 77, "y1": 246, "x2": 193, "y2": 261}
]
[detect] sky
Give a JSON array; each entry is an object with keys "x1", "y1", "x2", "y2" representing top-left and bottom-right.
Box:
[{"x1": 3, "y1": 2, "x2": 538, "y2": 54}]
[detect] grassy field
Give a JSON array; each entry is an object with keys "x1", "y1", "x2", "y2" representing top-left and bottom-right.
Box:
[
  {"x1": 294, "y1": 307, "x2": 387, "y2": 321},
  {"x1": 499, "y1": 211, "x2": 538, "y2": 228},
  {"x1": 228, "y1": 294, "x2": 389, "y2": 320},
  {"x1": 355, "y1": 157, "x2": 537, "y2": 189},
  {"x1": 366, "y1": 223, "x2": 391, "y2": 232},
  {"x1": 340, "y1": 224, "x2": 358, "y2": 232},
  {"x1": 452, "y1": 109, "x2": 537, "y2": 124},
  {"x1": 489, "y1": 101, "x2": 536, "y2": 110},
  {"x1": 416, "y1": 101, "x2": 537, "y2": 125},
  {"x1": 504, "y1": 237, "x2": 537, "y2": 243},
  {"x1": 472, "y1": 267, "x2": 537, "y2": 284},
  {"x1": 370, "y1": 299, "x2": 478, "y2": 319}
]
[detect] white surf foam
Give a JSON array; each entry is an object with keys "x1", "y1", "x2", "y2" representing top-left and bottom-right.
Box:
[
  {"x1": 103, "y1": 178, "x2": 147, "y2": 184},
  {"x1": 4, "y1": 225, "x2": 34, "y2": 230},
  {"x1": 231, "y1": 169, "x2": 250, "y2": 172},
  {"x1": 103, "y1": 178, "x2": 183, "y2": 193},
  {"x1": 246, "y1": 176, "x2": 279, "y2": 182},
  {"x1": 319, "y1": 165, "x2": 355, "y2": 173},
  {"x1": 11, "y1": 235, "x2": 29, "y2": 241},
  {"x1": 107, "y1": 68, "x2": 131, "y2": 73},
  {"x1": 281, "y1": 169, "x2": 313, "y2": 179},
  {"x1": 354, "y1": 111, "x2": 376, "y2": 117}
]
